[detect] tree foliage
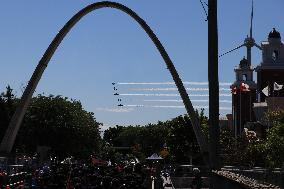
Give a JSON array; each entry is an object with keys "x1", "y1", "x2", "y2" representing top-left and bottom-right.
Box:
[
  {"x1": 221, "y1": 109, "x2": 284, "y2": 168},
  {"x1": 164, "y1": 115, "x2": 200, "y2": 163},
  {"x1": 0, "y1": 86, "x2": 101, "y2": 158},
  {"x1": 15, "y1": 94, "x2": 101, "y2": 158},
  {"x1": 103, "y1": 110, "x2": 208, "y2": 164},
  {"x1": 0, "y1": 85, "x2": 17, "y2": 141},
  {"x1": 263, "y1": 110, "x2": 284, "y2": 167}
]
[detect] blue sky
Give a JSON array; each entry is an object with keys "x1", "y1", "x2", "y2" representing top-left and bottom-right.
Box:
[{"x1": 0, "y1": 1, "x2": 283, "y2": 130}]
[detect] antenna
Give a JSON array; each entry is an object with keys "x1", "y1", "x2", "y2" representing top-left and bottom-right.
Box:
[
  {"x1": 250, "y1": 0, "x2": 253, "y2": 38},
  {"x1": 219, "y1": 0, "x2": 262, "y2": 66}
]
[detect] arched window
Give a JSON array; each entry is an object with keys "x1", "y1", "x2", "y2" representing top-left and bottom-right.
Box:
[
  {"x1": 242, "y1": 74, "x2": 247, "y2": 81},
  {"x1": 272, "y1": 50, "x2": 279, "y2": 61}
]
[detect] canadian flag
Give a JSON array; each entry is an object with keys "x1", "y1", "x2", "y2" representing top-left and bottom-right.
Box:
[
  {"x1": 230, "y1": 86, "x2": 237, "y2": 94},
  {"x1": 240, "y1": 82, "x2": 250, "y2": 92}
]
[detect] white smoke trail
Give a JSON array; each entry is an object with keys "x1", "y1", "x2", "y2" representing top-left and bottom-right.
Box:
[
  {"x1": 119, "y1": 93, "x2": 180, "y2": 96},
  {"x1": 117, "y1": 82, "x2": 176, "y2": 85},
  {"x1": 220, "y1": 107, "x2": 232, "y2": 110},
  {"x1": 124, "y1": 104, "x2": 231, "y2": 110},
  {"x1": 144, "y1": 99, "x2": 203, "y2": 102},
  {"x1": 219, "y1": 100, "x2": 232, "y2": 103},
  {"x1": 143, "y1": 99, "x2": 232, "y2": 103},
  {"x1": 117, "y1": 82, "x2": 231, "y2": 86},
  {"x1": 119, "y1": 93, "x2": 231, "y2": 97},
  {"x1": 124, "y1": 104, "x2": 202, "y2": 108},
  {"x1": 131, "y1": 87, "x2": 230, "y2": 91}
]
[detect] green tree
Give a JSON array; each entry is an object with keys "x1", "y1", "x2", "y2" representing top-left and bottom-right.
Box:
[
  {"x1": 166, "y1": 115, "x2": 201, "y2": 164},
  {"x1": 263, "y1": 110, "x2": 284, "y2": 167},
  {"x1": 220, "y1": 126, "x2": 266, "y2": 167},
  {"x1": 103, "y1": 111, "x2": 208, "y2": 164},
  {"x1": 220, "y1": 110, "x2": 284, "y2": 168},
  {"x1": 15, "y1": 94, "x2": 101, "y2": 158},
  {"x1": 0, "y1": 85, "x2": 17, "y2": 141},
  {"x1": 103, "y1": 125, "x2": 125, "y2": 146}
]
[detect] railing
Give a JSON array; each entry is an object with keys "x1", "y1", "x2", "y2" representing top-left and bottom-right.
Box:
[
  {"x1": 213, "y1": 170, "x2": 281, "y2": 189},
  {"x1": 220, "y1": 166, "x2": 284, "y2": 188}
]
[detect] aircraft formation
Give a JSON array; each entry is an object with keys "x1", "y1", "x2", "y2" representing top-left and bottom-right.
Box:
[{"x1": 111, "y1": 82, "x2": 232, "y2": 111}]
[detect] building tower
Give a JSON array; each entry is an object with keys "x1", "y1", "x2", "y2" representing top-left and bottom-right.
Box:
[
  {"x1": 256, "y1": 28, "x2": 284, "y2": 102},
  {"x1": 231, "y1": 57, "x2": 257, "y2": 136}
]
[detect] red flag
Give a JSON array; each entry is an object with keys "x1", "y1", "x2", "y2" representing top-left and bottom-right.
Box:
[
  {"x1": 240, "y1": 82, "x2": 250, "y2": 92},
  {"x1": 230, "y1": 86, "x2": 237, "y2": 94}
]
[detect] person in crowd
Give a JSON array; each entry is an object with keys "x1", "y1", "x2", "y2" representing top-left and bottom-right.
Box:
[{"x1": 191, "y1": 168, "x2": 202, "y2": 189}]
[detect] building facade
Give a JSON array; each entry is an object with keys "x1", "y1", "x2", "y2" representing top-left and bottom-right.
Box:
[
  {"x1": 231, "y1": 58, "x2": 257, "y2": 136},
  {"x1": 232, "y1": 28, "x2": 284, "y2": 136},
  {"x1": 256, "y1": 28, "x2": 284, "y2": 101}
]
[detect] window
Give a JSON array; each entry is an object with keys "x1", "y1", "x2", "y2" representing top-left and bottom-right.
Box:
[
  {"x1": 242, "y1": 74, "x2": 247, "y2": 81},
  {"x1": 272, "y1": 50, "x2": 279, "y2": 61}
]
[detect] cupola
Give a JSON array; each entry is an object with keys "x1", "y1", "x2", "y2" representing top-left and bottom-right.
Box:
[
  {"x1": 268, "y1": 28, "x2": 281, "y2": 39},
  {"x1": 239, "y1": 57, "x2": 250, "y2": 69}
]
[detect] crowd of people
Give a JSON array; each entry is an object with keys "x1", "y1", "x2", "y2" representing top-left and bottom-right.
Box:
[
  {"x1": 0, "y1": 157, "x2": 165, "y2": 189},
  {"x1": 0, "y1": 155, "x2": 205, "y2": 189}
]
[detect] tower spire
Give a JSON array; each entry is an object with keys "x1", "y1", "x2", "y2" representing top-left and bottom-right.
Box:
[
  {"x1": 219, "y1": 0, "x2": 262, "y2": 66},
  {"x1": 250, "y1": 0, "x2": 253, "y2": 39}
]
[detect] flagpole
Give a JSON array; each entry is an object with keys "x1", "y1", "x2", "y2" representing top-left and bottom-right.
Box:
[
  {"x1": 249, "y1": 91, "x2": 251, "y2": 121},
  {"x1": 231, "y1": 88, "x2": 235, "y2": 137},
  {"x1": 239, "y1": 87, "x2": 241, "y2": 135},
  {"x1": 234, "y1": 96, "x2": 237, "y2": 138},
  {"x1": 273, "y1": 82, "x2": 275, "y2": 110},
  {"x1": 273, "y1": 82, "x2": 275, "y2": 97},
  {"x1": 232, "y1": 86, "x2": 237, "y2": 137},
  {"x1": 268, "y1": 82, "x2": 271, "y2": 97},
  {"x1": 234, "y1": 98, "x2": 237, "y2": 137},
  {"x1": 232, "y1": 99, "x2": 236, "y2": 137}
]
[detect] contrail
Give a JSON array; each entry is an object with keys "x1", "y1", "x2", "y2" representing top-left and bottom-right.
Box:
[
  {"x1": 144, "y1": 99, "x2": 206, "y2": 102},
  {"x1": 124, "y1": 104, "x2": 204, "y2": 108},
  {"x1": 117, "y1": 82, "x2": 231, "y2": 86},
  {"x1": 220, "y1": 107, "x2": 232, "y2": 110},
  {"x1": 131, "y1": 87, "x2": 230, "y2": 91},
  {"x1": 119, "y1": 93, "x2": 180, "y2": 96},
  {"x1": 118, "y1": 82, "x2": 177, "y2": 85},
  {"x1": 143, "y1": 99, "x2": 232, "y2": 103},
  {"x1": 119, "y1": 93, "x2": 231, "y2": 97},
  {"x1": 124, "y1": 104, "x2": 231, "y2": 110}
]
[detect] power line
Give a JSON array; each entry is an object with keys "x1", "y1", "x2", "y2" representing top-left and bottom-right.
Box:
[{"x1": 199, "y1": 0, "x2": 208, "y2": 21}]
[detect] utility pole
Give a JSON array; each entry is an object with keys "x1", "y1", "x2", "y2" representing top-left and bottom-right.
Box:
[{"x1": 208, "y1": 0, "x2": 220, "y2": 172}]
